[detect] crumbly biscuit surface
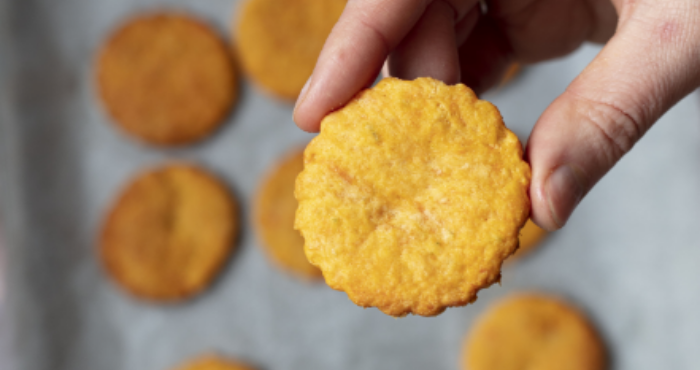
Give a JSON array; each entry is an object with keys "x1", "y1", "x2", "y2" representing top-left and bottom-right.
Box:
[
  {"x1": 295, "y1": 78, "x2": 530, "y2": 316},
  {"x1": 98, "y1": 13, "x2": 236, "y2": 145},
  {"x1": 255, "y1": 150, "x2": 322, "y2": 279},
  {"x1": 173, "y1": 355, "x2": 255, "y2": 370},
  {"x1": 464, "y1": 294, "x2": 607, "y2": 370},
  {"x1": 235, "y1": 0, "x2": 345, "y2": 99},
  {"x1": 101, "y1": 164, "x2": 237, "y2": 301}
]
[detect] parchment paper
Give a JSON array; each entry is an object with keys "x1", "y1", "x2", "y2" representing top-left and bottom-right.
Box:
[{"x1": 1, "y1": 1, "x2": 700, "y2": 370}]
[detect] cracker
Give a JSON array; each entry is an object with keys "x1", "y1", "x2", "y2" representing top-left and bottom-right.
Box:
[
  {"x1": 499, "y1": 62, "x2": 521, "y2": 87},
  {"x1": 234, "y1": 0, "x2": 345, "y2": 100},
  {"x1": 97, "y1": 13, "x2": 236, "y2": 146},
  {"x1": 295, "y1": 77, "x2": 531, "y2": 316},
  {"x1": 464, "y1": 294, "x2": 607, "y2": 370},
  {"x1": 254, "y1": 149, "x2": 322, "y2": 280},
  {"x1": 514, "y1": 219, "x2": 548, "y2": 258},
  {"x1": 173, "y1": 355, "x2": 255, "y2": 370},
  {"x1": 100, "y1": 164, "x2": 237, "y2": 301}
]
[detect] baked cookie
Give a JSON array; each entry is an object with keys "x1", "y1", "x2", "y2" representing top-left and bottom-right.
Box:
[
  {"x1": 254, "y1": 149, "x2": 322, "y2": 280},
  {"x1": 499, "y1": 63, "x2": 521, "y2": 87},
  {"x1": 173, "y1": 355, "x2": 255, "y2": 370},
  {"x1": 295, "y1": 77, "x2": 531, "y2": 316},
  {"x1": 101, "y1": 164, "x2": 237, "y2": 301},
  {"x1": 463, "y1": 294, "x2": 607, "y2": 370},
  {"x1": 97, "y1": 13, "x2": 236, "y2": 146},
  {"x1": 234, "y1": 0, "x2": 345, "y2": 100},
  {"x1": 513, "y1": 219, "x2": 548, "y2": 258}
]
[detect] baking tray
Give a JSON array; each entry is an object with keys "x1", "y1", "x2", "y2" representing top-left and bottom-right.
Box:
[{"x1": 2, "y1": 1, "x2": 700, "y2": 369}]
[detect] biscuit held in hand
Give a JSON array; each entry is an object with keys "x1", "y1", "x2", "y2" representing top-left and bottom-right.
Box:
[
  {"x1": 295, "y1": 77, "x2": 530, "y2": 317},
  {"x1": 100, "y1": 164, "x2": 238, "y2": 301}
]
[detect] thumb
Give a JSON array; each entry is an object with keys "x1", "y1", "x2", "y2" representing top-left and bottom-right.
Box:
[{"x1": 527, "y1": 1, "x2": 700, "y2": 230}]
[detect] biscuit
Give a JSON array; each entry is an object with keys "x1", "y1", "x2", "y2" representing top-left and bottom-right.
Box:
[
  {"x1": 514, "y1": 219, "x2": 548, "y2": 258},
  {"x1": 499, "y1": 63, "x2": 521, "y2": 87},
  {"x1": 173, "y1": 355, "x2": 255, "y2": 370},
  {"x1": 100, "y1": 164, "x2": 237, "y2": 301},
  {"x1": 235, "y1": 0, "x2": 345, "y2": 100},
  {"x1": 464, "y1": 294, "x2": 607, "y2": 370},
  {"x1": 295, "y1": 77, "x2": 531, "y2": 316},
  {"x1": 97, "y1": 13, "x2": 236, "y2": 146},
  {"x1": 254, "y1": 149, "x2": 322, "y2": 280}
]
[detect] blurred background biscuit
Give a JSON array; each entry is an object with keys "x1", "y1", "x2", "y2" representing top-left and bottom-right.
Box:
[
  {"x1": 172, "y1": 355, "x2": 256, "y2": 370},
  {"x1": 100, "y1": 164, "x2": 238, "y2": 301},
  {"x1": 464, "y1": 294, "x2": 607, "y2": 370},
  {"x1": 97, "y1": 13, "x2": 237, "y2": 146},
  {"x1": 254, "y1": 149, "x2": 322, "y2": 280},
  {"x1": 234, "y1": 0, "x2": 345, "y2": 100}
]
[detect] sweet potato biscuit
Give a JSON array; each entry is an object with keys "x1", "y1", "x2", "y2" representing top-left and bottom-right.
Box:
[
  {"x1": 235, "y1": 0, "x2": 345, "y2": 100},
  {"x1": 254, "y1": 149, "x2": 322, "y2": 280},
  {"x1": 101, "y1": 164, "x2": 237, "y2": 301},
  {"x1": 173, "y1": 355, "x2": 255, "y2": 370},
  {"x1": 97, "y1": 13, "x2": 236, "y2": 146},
  {"x1": 463, "y1": 294, "x2": 607, "y2": 370},
  {"x1": 514, "y1": 219, "x2": 548, "y2": 258},
  {"x1": 295, "y1": 77, "x2": 531, "y2": 316},
  {"x1": 499, "y1": 63, "x2": 521, "y2": 87}
]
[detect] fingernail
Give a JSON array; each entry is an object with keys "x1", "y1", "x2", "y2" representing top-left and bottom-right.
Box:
[
  {"x1": 294, "y1": 76, "x2": 312, "y2": 115},
  {"x1": 545, "y1": 164, "x2": 586, "y2": 228}
]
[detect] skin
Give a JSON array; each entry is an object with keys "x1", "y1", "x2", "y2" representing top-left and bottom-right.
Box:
[{"x1": 293, "y1": 0, "x2": 700, "y2": 231}]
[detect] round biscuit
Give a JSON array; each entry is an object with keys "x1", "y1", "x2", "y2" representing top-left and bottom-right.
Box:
[
  {"x1": 513, "y1": 218, "x2": 548, "y2": 258},
  {"x1": 464, "y1": 294, "x2": 607, "y2": 370},
  {"x1": 173, "y1": 355, "x2": 255, "y2": 370},
  {"x1": 234, "y1": 0, "x2": 345, "y2": 100},
  {"x1": 97, "y1": 13, "x2": 236, "y2": 146},
  {"x1": 295, "y1": 77, "x2": 531, "y2": 316},
  {"x1": 254, "y1": 149, "x2": 322, "y2": 280},
  {"x1": 100, "y1": 164, "x2": 237, "y2": 301}
]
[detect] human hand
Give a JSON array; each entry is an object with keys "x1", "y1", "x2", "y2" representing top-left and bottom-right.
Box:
[{"x1": 293, "y1": 0, "x2": 700, "y2": 230}]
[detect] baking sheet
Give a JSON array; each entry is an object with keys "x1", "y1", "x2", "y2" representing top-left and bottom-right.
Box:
[{"x1": 2, "y1": 1, "x2": 700, "y2": 370}]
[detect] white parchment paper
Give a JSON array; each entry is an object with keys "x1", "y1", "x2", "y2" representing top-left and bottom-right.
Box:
[{"x1": 1, "y1": 1, "x2": 699, "y2": 370}]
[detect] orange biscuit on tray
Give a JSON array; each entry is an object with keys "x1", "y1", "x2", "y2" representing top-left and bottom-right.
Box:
[
  {"x1": 173, "y1": 355, "x2": 255, "y2": 370},
  {"x1": 463, "y1": 294, "x2": 607, "y2": 370},
  {"x1": 97, "y1": 13, "x2": 236, "y2": 146},
  {"x1": 254, "y1": 149, "x2": 322, "y2": 280},
  {"x1": 295, "y1": 77, "x2": 531, "y2": 317},
  {"x1": 235, "y1": 0, "x2": 345, "y2": 100},
  {"x1": 513, "y1": 218, "x2": 548, "y2": 258},
  {"x1": 100, "y1": 164, "x2": 237, "y2": 301}
]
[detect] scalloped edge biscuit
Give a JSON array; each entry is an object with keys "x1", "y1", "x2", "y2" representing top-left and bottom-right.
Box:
[{"x1": 295, "y1": 77, "x2": 531, "y2": 316}]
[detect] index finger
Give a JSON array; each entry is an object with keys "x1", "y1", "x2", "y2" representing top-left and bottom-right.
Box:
[{"x1": 293, "y1": 0, "x2": 475, "y2": 132}]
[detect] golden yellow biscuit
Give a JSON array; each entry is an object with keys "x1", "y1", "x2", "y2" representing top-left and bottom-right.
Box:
[
  {"x1": 97, "y1": 13, "x2": 236, "y2": 146},
  {"x1": 173, "y1": 355, "x2": 255, "y2": 370},
  {"x1": 295, "y1": 77, "x2": 531, "y2": 316},
  {"x1": 235, "y1": 0, "x2": 345, "y2": 100},
  {"x1": 254, "y1": 149, "x2": 322, "y2": 280},
  {"x1": 100, "y1": 164, "x2": 237, "y2": 301},
  {"x1": 513, "y1": 219, "x2": 548, "y2": 258},
  {"x1": 464, "y1": 294, "x2": 607, "y2": 370}
]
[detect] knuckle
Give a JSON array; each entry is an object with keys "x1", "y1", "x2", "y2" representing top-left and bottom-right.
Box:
[{"x1": 574, "y1": 94, "x2": 646, "y2": 163}]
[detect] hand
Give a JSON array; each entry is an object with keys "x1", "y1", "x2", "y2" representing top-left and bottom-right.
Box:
[{"x1": 293, "y1": 0, "x2": 700, "y2": 230}]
